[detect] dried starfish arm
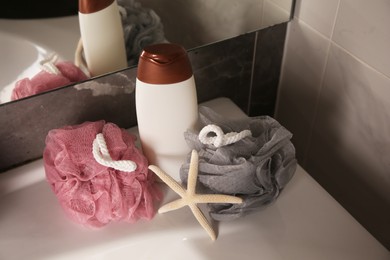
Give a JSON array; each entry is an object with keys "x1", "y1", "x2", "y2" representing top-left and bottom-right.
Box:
[
  {"x1": 192, "y1": 194, "x2": 243, "y2": 204},
  {"x1": 159, "y1": 194, "x2": 242, "y2": 213},
  {"x1": 187, "y1": 150, "x2": 199, "y2": 195},
  {"x1": 189, "y1": 203, "x2": 217, "y2": 241},
  {"x1": 158, "y1": 199, "x2": 189, "y2": 213}
]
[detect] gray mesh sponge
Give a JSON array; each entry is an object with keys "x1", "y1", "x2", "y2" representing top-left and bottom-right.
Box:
[{"x1": 180, "y1": 106, "x2": 297, "y2": 221}]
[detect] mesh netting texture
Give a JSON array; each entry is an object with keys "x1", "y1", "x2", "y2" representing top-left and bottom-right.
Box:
[
  {"x1": 43, "y1": 121, "x2": 161, "y2": 228},
  {"x1": 12, "y1": 61, "x2": 88, "y2": 101},
  {"x1": 180, "y1": 106, "x2": 297, "y2": 221}
]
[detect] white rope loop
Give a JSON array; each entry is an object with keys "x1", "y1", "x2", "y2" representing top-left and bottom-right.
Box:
[
  {"x1": 198, "y1": 124, "x2": 252, "y2": 148},
  {"x1": 40, "y1": 53, "x2": 61, "y2": 75},
  {"x1": 92, "y1": 133, "x2": 137, "y2": 173}
]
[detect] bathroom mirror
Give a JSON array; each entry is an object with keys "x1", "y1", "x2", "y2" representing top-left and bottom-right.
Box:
[
  {"x1": 140, "y1": 0, "x2": 293, "y2": 49},
  {"x1": 0, "y1": 0, "x2": 293, "y2": 105}
]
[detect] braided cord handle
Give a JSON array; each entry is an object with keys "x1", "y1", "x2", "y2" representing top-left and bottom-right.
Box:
[
  {"x1": 92, "y1": 133, "x2": 137, "y2": 172},
  {"x1": 198, "y1": 124, "x2": 252, "y2": 148}
]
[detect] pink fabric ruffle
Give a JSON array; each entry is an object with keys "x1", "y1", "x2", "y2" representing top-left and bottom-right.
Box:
[
  {"x1": 43, "y1": 121, "x2": 161, "y2": 228},
  {"x1": 11, "y1": 61, "x2": 88, "y2": 101}
]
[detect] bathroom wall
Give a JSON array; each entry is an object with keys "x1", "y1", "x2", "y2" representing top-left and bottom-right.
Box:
[
  {"x1": 140, "y1": 0, "x2": 291, "y2": 49},
  {"x1": 276, "y1": 0, "x2": 390, "y2": 249},
  {"x1": 140, "y1": 0, "x2": 264, "y2": 49}
]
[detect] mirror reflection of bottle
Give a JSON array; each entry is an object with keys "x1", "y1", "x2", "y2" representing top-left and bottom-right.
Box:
[
  {"x1": 136, "y1": 43, "x2": 198, "y2": 181},
  {"x1": 78, "y1": 0, "x2": 127, "y2": 76}
]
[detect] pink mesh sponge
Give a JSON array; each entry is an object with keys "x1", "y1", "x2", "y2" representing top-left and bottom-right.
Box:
[{"x1": 43, "y1": 121, "x2": 161, "y2": 228}]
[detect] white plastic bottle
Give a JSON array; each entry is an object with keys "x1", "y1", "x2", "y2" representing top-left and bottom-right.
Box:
[
  {"x1": 78, "y1": 0, "x2": 127, "y2": 76},
  {"x1": 136, "y1": 43, "x2": 198, "y2": 181}
]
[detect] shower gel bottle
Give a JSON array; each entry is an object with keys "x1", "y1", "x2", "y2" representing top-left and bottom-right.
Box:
[
  {"x1": 78, "y1": 0, "x2": 127, "y2": 76},
  {"x1": 136, "y1": 43, "x2": 198, "y2": 181}
]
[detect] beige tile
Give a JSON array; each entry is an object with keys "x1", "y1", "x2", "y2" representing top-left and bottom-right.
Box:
[
  {"x1": 266, "y1": 0, "x2": 294, "y2": 12},
  {"x1": 306, "y1": 44, "x2": 390, "y2": 247},
  {"x1": 333, "y1": 0, "x2": 390, "y2": 78},
  {"x1": 309, "y1": 44, "x2": 390, "y2": 196},
  {"x1": 275, "y1": 19, "x2": 330, "y2": 162},
  {"x1": 294, "y1": 0, "x2": 340, "y2": 37},
  {"x1": 262, "y1": 0, "x2": 291, "y2": 28}
]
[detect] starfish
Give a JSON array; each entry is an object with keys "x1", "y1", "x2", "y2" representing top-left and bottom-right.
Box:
[{"x1": 148, "y1": 150, "x2": 243, "y2": 241}]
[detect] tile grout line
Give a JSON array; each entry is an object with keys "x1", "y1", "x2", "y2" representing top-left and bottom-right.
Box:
[
  {"x1": 331, "y1": 41, "x2": 390, "y2": 81},
  {"x1": 292, "y1": 3, "x2": 390, "y2": 82},
  {"x1": 325, "y1": 0, "x2": 390, "y2": 81},
  {"x1": 274, "y1": 22, "x2": 292, "y2": 118},
  {"x1": 301, "y1": 0, "x2": 342, "y2": 167},
  {"x1": 260, "y1": 0, "x2": 265, "y2": 27},
  {"x1": 247, "y1": 31, "x2": 259, "y2": 115}
]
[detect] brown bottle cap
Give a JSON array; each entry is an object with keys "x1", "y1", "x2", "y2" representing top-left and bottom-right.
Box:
[
  {"x1": 137, "y1": 43, "x2": 193, "y2": 84},
  {"x1": 79, "y1": 0, "x2": 114, "y2": 14}
]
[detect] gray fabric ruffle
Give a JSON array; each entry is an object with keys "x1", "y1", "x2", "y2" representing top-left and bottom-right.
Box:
[{"x1": 180, "y1": 106, "x2": 297, "y2": 221}]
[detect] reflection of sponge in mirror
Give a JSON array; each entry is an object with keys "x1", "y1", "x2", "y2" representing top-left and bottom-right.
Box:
[
  {"x1": 117, "y1": 0, "x2": 168, "y2": 66},
  {"x1": 11, "y1": 61, "x2": 88, "y2": 101}
]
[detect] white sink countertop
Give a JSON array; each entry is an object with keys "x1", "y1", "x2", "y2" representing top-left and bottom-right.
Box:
[{"x1": 0, "y1": 98, "x2": 388, "y2": 260}]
